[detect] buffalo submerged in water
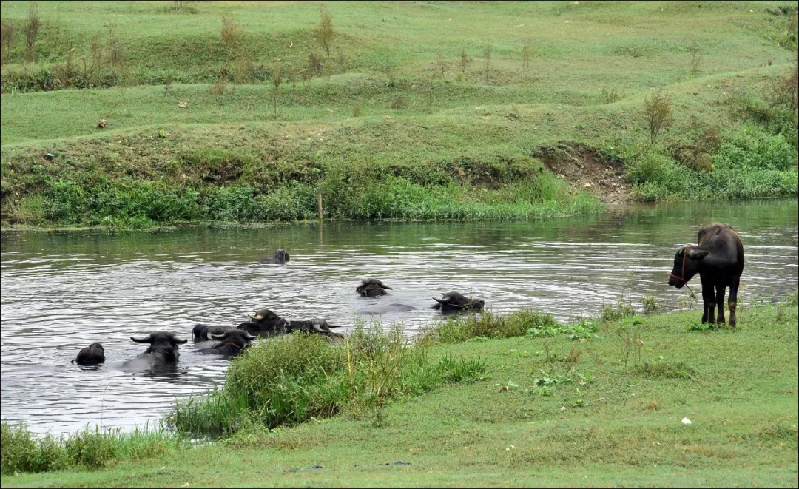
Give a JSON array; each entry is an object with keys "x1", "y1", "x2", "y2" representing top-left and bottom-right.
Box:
[{"x1": 668, "y1": 223, "x2": 745, "y2": 327}]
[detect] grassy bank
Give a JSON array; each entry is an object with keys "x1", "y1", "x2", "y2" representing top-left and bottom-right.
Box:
[
  {"x1": 1, "y1": 1, "x2": 797, "y2": 228},
  {"x1": 2, "y1": 292, "x2": 797, "y2": 487}
]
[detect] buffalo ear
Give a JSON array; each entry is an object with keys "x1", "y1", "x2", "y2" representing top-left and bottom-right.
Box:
[{"x1": 687, "y1": 248, "x2": 709, "y2": 260}]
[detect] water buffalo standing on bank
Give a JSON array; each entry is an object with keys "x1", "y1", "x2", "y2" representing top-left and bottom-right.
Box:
[
  {"x1": 260, "y1": 249, "x2": 290, "y2": 264},
  {"x1": 668, "y1": 223, "x2": 745, "y2": 327},
  {"x1": 432, "y1": 291, "x2": 485, "y2": 313},
  {"x1": 357, "y1": 279, "x2": 392, "y2": 297},
  {"x1": 73, "y1": 343, "x2": 105, "y2": 365},
  {"x1": 124, "y1": 332, "x2": 188, "y2": 368},
  {"x1": 198, "y1": 330, "x2": 257, "y2": 358},
  {"x1": 192, "y1": 323, "x2": 238, "y2": 341}
]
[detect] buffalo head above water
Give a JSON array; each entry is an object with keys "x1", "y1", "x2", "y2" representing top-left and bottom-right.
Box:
[
  {"x1": 432, "y1": 291, "x2": 485, "y2": 313},
  {"x1": 192, "y1": 323, "x2": 238, "y2": 341},
  {"x1": 73, "y1": 343, "x2": 105, "y2": 366},
  {"x1": 357, "y1": 279, "x2": 392, "y2": 297},
  {"x1": 198, "y1": 329, "x2": 257, "y2": 357},
  {"x1": 260, "y1": 249, "x2": 290, "y2": 264},
  {"x1": 129, "y1": 332, "x2": 188, "y2": 364}
]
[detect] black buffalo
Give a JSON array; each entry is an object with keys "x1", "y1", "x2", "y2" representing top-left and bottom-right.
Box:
[
  {"x1": 198, "y1": 330, "x2": 257, "y2": 358},
  {"x1": 238, "y1": 308, "x2": 342, "y2": 338},
  {"x1": 668, "y1": 223, "x2": 745, "y2": 327},
  {"x1": 432, "y1": 291, "x2": 485, "y2": 313},
  {"x1": 357, "y1": 279, "x2": 392, "y2": 297},
  {"x1": 237, "y1": 308, "x2": 290, "y2": 335},
  {"x1": 124, "y1": 332, "x2": 188, "y2": 368},
  {"x1": 286, "y1": 318, "x2": 343, "y2": 338},
  {"x1": 259, "y1": 249, "x2": 290, "y2": 264},
  {"x1": 73, "y1": 343, "x2": 105, "y2": 365},
  {"x1": 192, "y1": 323, "x2": 238, "y2": 341}
]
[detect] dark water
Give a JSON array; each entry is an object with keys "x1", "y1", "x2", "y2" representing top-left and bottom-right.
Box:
[{"x1": 2, "y1": 199, "x2": 797, "y2": 435}]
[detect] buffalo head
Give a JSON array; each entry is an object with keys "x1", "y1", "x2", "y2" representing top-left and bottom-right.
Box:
[
  {"x1": 357, "y1": 278, "x2": 392, "y2": 297},
  {"x1": 130, "y1": 332, "x2": 187, "y2": 363},
  {"x1": 74, "y1": 343, "x2": 105, "y2": 366},
  {"x1": 198, "y1": 329, "x2": 258, "y2": 357},
  {"x1": 260, "y1": 249, "x2": 290, "y2": 264},
  {"x1": 668, "y1": 245, "x2": 709, "y2": 289},
  {"x1": 433, "y1": 291, "x2": 485, "y2": 312}
]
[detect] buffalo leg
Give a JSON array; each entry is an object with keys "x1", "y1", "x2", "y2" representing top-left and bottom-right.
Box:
[
  {"x1": 728, "y1": 277, "x2": 741, "y2": 327},
  {"x1": 701, "y1": 277, "x2": 715, "y2": 324},
  {"x1": 715, "y1": 285, "x2": 726, "y2": 324}
]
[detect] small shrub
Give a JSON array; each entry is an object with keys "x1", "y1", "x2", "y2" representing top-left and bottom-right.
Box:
[
  {"x1": 0, "y1": 20, "x2": 14, "y2": 65},
  {"x1": 521, "y1": 44, "x2": 531, "y2": 74},
  {"x1": 459, "y1": 48, "x2": 472, "y2": 79},
  {"x1": 770, "y1": 62, "x2": 798, "y2": 112},
  {"x1": 308, "y1": 52, "x2": 324, "y2": 76},
  {"x1": 106, "y1": 26, "x2": 127, "y2": 85},
  {"x1": 353, "y1": 101, "x2": 362, "y2": 117},
  {"x1": 601, "y1": 300, "x2": 635, "y2": 321},
  {"x1": 170, "y1": 0, "x2": 199, "y2": 13},
  {"x1": 389, "y1": 95, "x2": 406, "y2": 109},
  {"x1": 600, "y1": 87, "x2": 620, "y2": 104},
  {"x1": 642, "y1": 295, "x2": 660, "y2": 315},
  {"x1": 565, "y1": 346, "x2": 582, "y2": 365},
  {"x1": 483, "y1": 42, "x2": 492, "y2": 84},
  {"x1": 616, "y1": 317, "x2": 644, "y2": 368},
  {"x1": 643, "y1": 88, "x2": 673, "y2": 144},
  {"x1": 272, "y1": 58, "x2": 282, "y2": 115},
  {"x1": 687, "y1": 39, "x2": 702, "y2": 77},
  {"x1": 315, "y1": 4, "x2": 334, "y2": 56},
  {"x1": 220, "y1": 16, "x2": 242, "y2": 55},
  {"x1": 24, "y1": 3, "x2": 40, "y2": 62},
  {"x1": 209, "y1": 70, "x2": 228, "y2": 97},
  {"x1": 232, "y1": 54, "x2": 254, "y2": 84},
  {"x1": 687, "y1": 320, "x2": 720, "y2": 332},
  {"x1": 434, "y1": 52, "x2": 448, "y2": 78}
]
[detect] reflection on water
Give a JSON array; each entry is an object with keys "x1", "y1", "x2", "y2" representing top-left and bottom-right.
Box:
[{"x1": 1, "y1": 199, "x2": 797, "y2": 435}]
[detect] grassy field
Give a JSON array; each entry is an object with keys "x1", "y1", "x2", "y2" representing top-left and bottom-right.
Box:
[
  {"x1": 1, "y1": 1, "x2": 797, "y2": 227},
  {"x1": 2, "y1": 295, "x2": 797, "y2": 487}
]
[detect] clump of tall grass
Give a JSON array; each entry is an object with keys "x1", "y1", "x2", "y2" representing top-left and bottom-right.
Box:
[
  {"x1": 1, "y1": 422, "x2": 185, "y2": 475},
  {"x1": 419, "y1": 309, "x2": 562, "y2": 344},
  {"x1": 167, "y1": 322, "x2": 486, "y2": 437}
]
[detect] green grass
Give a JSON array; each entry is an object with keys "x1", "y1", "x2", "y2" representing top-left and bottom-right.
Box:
[
  {"x1": 2, "y1": 295, "x2": 796, "y2": 487},
  {"x1": 167, "y1": 320, "x2": 488, "y2": 438},
  {"x1": 0, "y1": 0, "x2": 796, "y2": 228},
  {"x1": 1, "y1": 423, "x2": 187, "y2": 475}
]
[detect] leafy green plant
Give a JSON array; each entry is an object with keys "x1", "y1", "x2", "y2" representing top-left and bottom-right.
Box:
[
  {"x1": 599, "y1": 87, "x2": 620, "y2": 104},
  {"x1": 616, "y1": 316, "x2": 644, "y2": 368},
  {"x1": 642, "y1": 295, "x2": 660, "y2": 315},
  {"x1": 643, "y1": 88, "x2": 673, "y2": 144}
]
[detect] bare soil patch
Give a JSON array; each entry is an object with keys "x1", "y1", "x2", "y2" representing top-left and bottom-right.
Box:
[{"x1": 533, "y1": 141, "x2": 630, "y2": 204}]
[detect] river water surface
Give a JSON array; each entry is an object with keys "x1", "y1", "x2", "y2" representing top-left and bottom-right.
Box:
[{"x1": 1, "y1": 200, "x2": 797, "y2": 435}]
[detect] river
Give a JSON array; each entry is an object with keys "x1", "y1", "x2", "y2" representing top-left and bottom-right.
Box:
[{"x1": 1, "y1": 199, "x2": 797, "y2": 435}]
